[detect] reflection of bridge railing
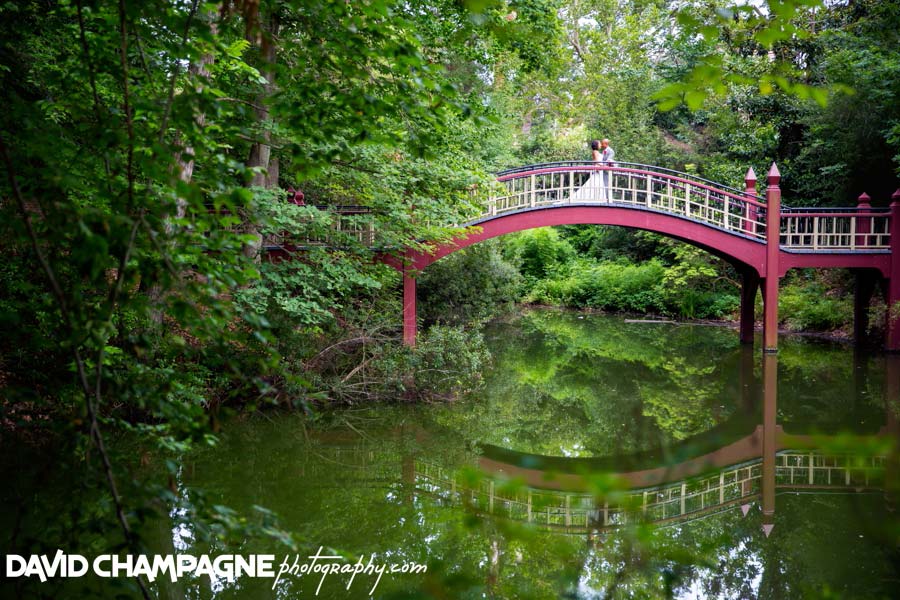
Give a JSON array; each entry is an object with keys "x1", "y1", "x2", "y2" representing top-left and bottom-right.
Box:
[
  {"x1": 490, "y1": 162, "x2": 892, "y2": 252},
  {"x1": 416, "y1": 451, "x2": 886, "y2": 533},
  {"x1": 308, "y1": 445, "x2": 887, "y2": 534},
  {"x1": 416, "y1": 459, "x2": 760, "y2": 531}
]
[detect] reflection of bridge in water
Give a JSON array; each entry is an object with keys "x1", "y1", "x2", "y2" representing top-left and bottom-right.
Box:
[
  {"x1": 316, "y1": 439, "x2": 890, "y2": 536},
  {"x1": 415, "y1": 446, "x2": 887, "y2": 534},
  {"x1": 308, "y1": 355, "x2": 899, "y2": 536}
]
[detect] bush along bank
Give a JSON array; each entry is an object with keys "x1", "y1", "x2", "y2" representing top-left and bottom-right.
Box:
[{"x1": 418, "y1": 227, "x2": 865, "y2": 337}]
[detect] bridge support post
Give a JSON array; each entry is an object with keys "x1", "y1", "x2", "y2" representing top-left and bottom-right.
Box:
[
  {"x1": 403, "y1": 264, "x2": 417, "y2": 347},
  {"x1": 854, "y1": 269, "x2": 878, "y2": 348},
  {"x1": 763, "y1": 164, "x2": 781, "y2": 353},
  {"x1": 740, "y1": 269, "x2": 759, "y2": 344},
  {"x1": 889, "y1": 277, "x2": 900, "y2": 352},
  {"x1": 886, "y1": 191, "x2": 900, "y2": 352}
]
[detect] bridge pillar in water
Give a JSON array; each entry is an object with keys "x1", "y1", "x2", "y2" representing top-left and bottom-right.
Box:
[
  {"x1": 740, "y1": 269, "x2": 759, "y2": 344},
  {"x1": 854, "y1": 269, "x2": 879, "y2": 348},
  {"x1": 763, "y1": 164, "x2": 781, "y2": 353},
  {"x1": 403, "y1": 264, "x2": 417, "y2": 347},
  {"x1": 887, "y1": 191, "x2": 900, "y2": 352}
]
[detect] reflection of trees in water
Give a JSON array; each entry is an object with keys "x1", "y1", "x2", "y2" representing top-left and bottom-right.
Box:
[
  {"x1": 438, "y1": 310, "x2": 887, "y2": 458},
  {"x1": 157, "y1": 328, "x2": 898, "y2": 599},
  {"x1": 437, "y1": 310, "x2": 743, "y2": 457}
]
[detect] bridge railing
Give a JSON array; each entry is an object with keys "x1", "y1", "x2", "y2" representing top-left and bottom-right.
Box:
[
  {"x1": 263, "y1": 205, "x2": 376, "y2": 248},
  {"x1": 487, "y1": 162, "x2": 893, "y2": 252},
  {"x1": 779, "y1": 207, "x2": 891, "y2": 251},
  {"x1": 490, "y1": 162, "x2": 768, "y2": 240}
]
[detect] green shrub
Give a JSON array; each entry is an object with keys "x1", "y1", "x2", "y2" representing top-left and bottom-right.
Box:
[
  {"x1": 526, "y1": 256, "x2": 741, "y2": 319},
  {"x1": 674, "y1": 289, "x2": 740, "y2": 319},
  {"x1": 529, "y1": 258, "x2": 668, "y2": 313},
  {"x1": 779, "y1": 283, "x2": 852, "y2": 331},
  {"x1": 412, "y1": 325, "x2": 491, "y2": 397},
  {"x1": 503, "y1": 228, "x2": 576, "y2": 280},
  {"x1": 418, "y1": 240, "x2": 523, "y2": 326}
]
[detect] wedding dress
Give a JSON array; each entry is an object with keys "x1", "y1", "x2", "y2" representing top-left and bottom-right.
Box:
[{"x1": 569, "y1": 168, "x2": 610, "y2": 202}]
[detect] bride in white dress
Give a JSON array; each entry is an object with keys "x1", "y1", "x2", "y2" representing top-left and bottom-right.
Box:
[{"x1": 570, "y1": 139, "x2": 614, "y2": 202}]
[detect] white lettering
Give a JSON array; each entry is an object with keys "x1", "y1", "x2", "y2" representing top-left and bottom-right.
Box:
[
  {"x1": 195, "y1": 555, "x2": 214, "y2": 581},
  {"x1": 39, "y1": 549, "x2": 64, "y2": 578},
  {"x1": 152, "y1": 555, "x2": 177, "y2": 583},
  {"x1": 213, "y1": 555, "x2": 234, "y2": 582},
  {"x1": 111, "y1": 554, "x2": 132, "y2": 577},
  {"x1": 176, "y1": 554, "x2": 197, "y2": 579},
  {"x1": 24, "y1": 555, "x2": 47, "y2": 582},
  {"x1": 132, "y1": 555, "x2": 152, "y2": 581},
  {"x1": 68, "y1": 555, "x2": 89, "y2": 577},
  {"x1": 93, "y1": 555, "x2": 111, "y2": 577},
  {"x1": 256, "y1": 555, "x2": 275, "y2": 577},
  {"x1": 6, "y1": 555, "x2": 27, "y2": 578},
  {"x1": 2, "y1": 551, "x2": 422, "y2": 587}
]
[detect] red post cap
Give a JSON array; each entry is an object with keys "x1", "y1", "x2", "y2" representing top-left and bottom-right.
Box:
[
  {"x1": 745, "y1": 167, "x2": 757, "y2": 184},
  {"x1": 766, "y1": 162, "x2": 780, "y2": 185}
]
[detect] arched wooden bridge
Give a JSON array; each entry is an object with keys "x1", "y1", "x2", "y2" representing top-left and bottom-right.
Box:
[
  {"x1": 271, "y1": 161, "x2": 900, "y2": 351},
  {"x1": 392, "y1": 162, "x2": 900, "y2": 351}
]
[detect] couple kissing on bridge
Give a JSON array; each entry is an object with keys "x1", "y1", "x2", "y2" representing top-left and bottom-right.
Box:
[{"x1": 570, "y1": 139, "x2": 616, "y2": 202}]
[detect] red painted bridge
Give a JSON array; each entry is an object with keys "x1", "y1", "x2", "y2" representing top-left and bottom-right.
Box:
[{"x1": 384, "y1": 161, "x2": 900, "y2": 352}]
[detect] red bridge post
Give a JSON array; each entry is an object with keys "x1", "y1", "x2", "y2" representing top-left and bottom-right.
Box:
[
  {"x1": 887, "y1": 190, "x2": 900, "y2": 352},
  {"x1": 763, "y1": 164, "x2": 781, "y2": 353},
  {"x1": 856, "y1": 192, "x2": 871, "y2": 248},
  {"x1": 744, "y1": 167, "x2": 757, "y2": 236}
]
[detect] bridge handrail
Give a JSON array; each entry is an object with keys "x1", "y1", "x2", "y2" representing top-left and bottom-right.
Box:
[
  {"x1": 780, "y1": 206, "x2": 891, "y2": 214},
  {"x1": 497, "y1": 161, "x2": 760, "y2": 201}
]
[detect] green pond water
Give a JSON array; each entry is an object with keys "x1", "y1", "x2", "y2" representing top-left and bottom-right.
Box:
[{"x1": 4, "y1": 309, "x2": 900, "y2": 599}]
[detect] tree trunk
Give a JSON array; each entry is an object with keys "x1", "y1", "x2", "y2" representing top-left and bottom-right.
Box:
[
  {"x1": 150, "y1": 12, "x2": 219, "y2": 326},
  {"x1": 243, "y1": 11, "x2": 280, "y2": 261}
]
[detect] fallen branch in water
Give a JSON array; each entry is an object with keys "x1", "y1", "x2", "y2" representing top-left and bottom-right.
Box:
[{"x1": 624, "y1": 319, "x2": 677, "y2": 324}]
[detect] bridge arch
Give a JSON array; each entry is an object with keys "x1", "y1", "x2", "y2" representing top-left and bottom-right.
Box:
[
  {"x1": 396, "y1": 204, "x2": 769, "y2": 348},
  {"x1": 404, "y1": 205, "x2": 767, "y2": 274}
]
